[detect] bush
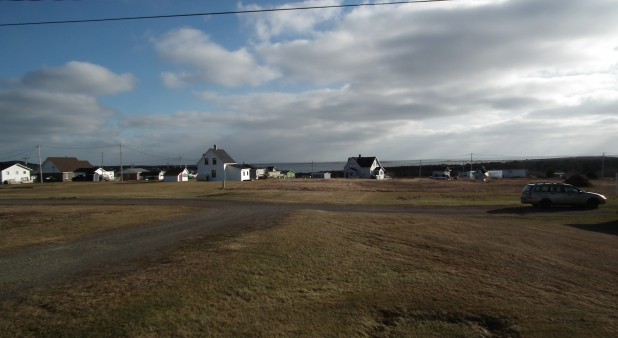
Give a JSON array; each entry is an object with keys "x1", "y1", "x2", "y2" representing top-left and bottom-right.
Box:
[{"x1": 564, "y1": 174, "x2": 592, "y2": 187}]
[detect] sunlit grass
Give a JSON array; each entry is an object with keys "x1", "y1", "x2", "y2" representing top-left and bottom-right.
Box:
[
  {"x1": 1, "y1": 210, "x2": 617, "y2": 336},
  {"x1": 0, "y1": 179, "x2": 616, "y2": 336},
  {"x1": 0, "y1": 205, "x2": 199, "y2": 254}
]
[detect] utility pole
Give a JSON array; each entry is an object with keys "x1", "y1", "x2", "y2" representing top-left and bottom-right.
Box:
[
  {"x1": 601, "y1": 152, "x2": 605, "y2": 179},
  {"x1": 38, "y1": 145, "x2": 43, "y2": 184},
  {"x1": 119, "y1": 144, "x2": 123, "y2": 182},
  {"x1": 470, "y1": 153, "x2": 473, "y2": 176},
  {"x1": 23, "y1": 156, "x2": 29, "y2": 166},
  {"x1": 419, "y1": 160, "x2": 422, "y2": 179}
]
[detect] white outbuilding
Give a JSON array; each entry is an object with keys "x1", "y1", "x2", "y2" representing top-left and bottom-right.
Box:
[{"x1": 1, "y1": 163, "x2": 33, "y2": 184}]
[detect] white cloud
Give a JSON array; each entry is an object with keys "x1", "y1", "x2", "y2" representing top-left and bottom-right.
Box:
[
  {"x1": 21, "y1": 61, "x2": 135, "y2": 95},
  {"x1": 101, "y1": 0, "x2": 615, "y2": 163},
  {"x1": 0, "y1": 62, "x2": 133, "y2": 152},
  {"x1": 239, "y1": 0, "x2": 343, "y2": 41},
  {"x1": 5, "y1": 0, "x2": 616, "y2": 164},
  {"x1": 154, "y1": 28, "x2": 279, "y2": 88}
]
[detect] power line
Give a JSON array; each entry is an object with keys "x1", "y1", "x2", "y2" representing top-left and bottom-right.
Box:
[{"x1": 0, "y1": 0, "x2": 454, "y2": 27}]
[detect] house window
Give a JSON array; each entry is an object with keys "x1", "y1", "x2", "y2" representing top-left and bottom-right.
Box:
[
  {"x1": 211, "y1": 170, "x2": 217, "y2": 178},
  {"x1": 213, "y1": 158, "x2": 217, "y2": 165},
  {"x1": 204, "y1": 158, "x2": 209, "y2": 165}
]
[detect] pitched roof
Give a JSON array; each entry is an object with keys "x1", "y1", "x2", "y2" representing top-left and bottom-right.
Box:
[
  {"x1": 122, "y1": 168, "x2": 148, "y2": 174},
  {"x1": 229, "y1": 164, "x2": 252, "y2": 169},
  {"x1": 46, "y1": 157, "x2": 93, "y2": 172},
  {"x1": 216, "y1": 149, "x2": 237, "y2": 163},
  {"x1": 0, "y1": 162, "x2": 32, "y2": 171},
  {"x1": 204, "y1": 147, "x2": 236, "y2": 164},
  {"x1": 353, "y1": 156, "x2": 377, "y2": 168}
]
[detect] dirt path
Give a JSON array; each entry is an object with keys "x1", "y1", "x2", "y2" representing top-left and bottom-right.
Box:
[{"x1": 0, "y1": 199, "x2": 608, "y2": 298}]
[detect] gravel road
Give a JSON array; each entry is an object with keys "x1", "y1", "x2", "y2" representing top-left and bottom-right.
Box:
[{"x1": 0, "y1": 198, "x2": 607, "y2": 298}]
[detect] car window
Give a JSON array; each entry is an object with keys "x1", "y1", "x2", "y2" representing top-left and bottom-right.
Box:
[{"x1": 565, "y1": 186, "x2": 580, "y2": 193}]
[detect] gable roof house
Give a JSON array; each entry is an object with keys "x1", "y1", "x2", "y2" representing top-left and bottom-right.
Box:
[
  {"x1": 343, "y1": 155, "x2": 385, "y2": 179},
  {"x1": 196, "y1": 145, "x2": 250, "y2": 182},
  {"x1": 1, "y1": 163, "x2": 33, "y2": 184},
  {"x1": 162, "y1": 167, "x2": 189, "y2": 182},
  {"x1": 41, "y1": 157, "x2": 93, "y2": 182}
]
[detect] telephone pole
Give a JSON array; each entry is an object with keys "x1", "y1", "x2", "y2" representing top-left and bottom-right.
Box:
[
  {"x1": 470, "y1": 153, "x2": 473, "y2": 173},
  {"x1": 38, "y1": 145, "x2": 43, "y2": 184},
  {"x1": 119, "y1": 144, "x2": 124, "y2": 182},
  {"x1": 419, "y1": 160, "x2": 422, "y2": 179}
]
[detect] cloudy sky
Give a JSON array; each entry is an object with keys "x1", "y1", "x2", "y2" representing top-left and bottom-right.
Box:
[{"x1": 1, "y1": 0, "x2": 617, "y2": 166}]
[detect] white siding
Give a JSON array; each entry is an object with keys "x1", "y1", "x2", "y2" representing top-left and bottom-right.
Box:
[
  {"x1": 196, "y1": 150, "x2": 228, "y2": 181},
  {"x1": 1, "y1": 164, "x2": 33, "y2": 184}
]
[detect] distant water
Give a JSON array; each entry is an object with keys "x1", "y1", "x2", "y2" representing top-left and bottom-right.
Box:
[
  {"x1": 248, "y1": 160, "x2": 449, "y2": 173},
  {"x1": 249, "y1": 162, "x2": 345, "y2": 173}
]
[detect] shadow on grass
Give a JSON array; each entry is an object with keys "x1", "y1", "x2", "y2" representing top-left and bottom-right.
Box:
[
  {"x1": 487, "y1": 206, "x2": 594, "y2": 215},
  {"x1": 566, "y1": 220, "x2": 618, "y2": 236}
]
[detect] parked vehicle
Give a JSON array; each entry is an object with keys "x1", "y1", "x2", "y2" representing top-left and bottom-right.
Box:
[{"x1": 520, "y1": 182, "x2": 606, "y2": 208}]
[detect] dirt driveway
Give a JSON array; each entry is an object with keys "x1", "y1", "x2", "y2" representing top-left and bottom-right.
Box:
[{"x1": 0, "y1": 198, "x2": 608, "y2": 299}]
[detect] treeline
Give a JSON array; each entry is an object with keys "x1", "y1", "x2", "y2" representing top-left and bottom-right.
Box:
[{"x1": 385, "y1": 156, "x2": 618, "y2": 179}]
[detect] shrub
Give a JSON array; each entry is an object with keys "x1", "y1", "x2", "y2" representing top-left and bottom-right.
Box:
[{"x1": 564, "y1": 174, "x2": 592, "y2": 187}]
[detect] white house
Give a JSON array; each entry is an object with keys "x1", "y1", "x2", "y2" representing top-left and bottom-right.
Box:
[
  {"x1": 1, "y1": 163, "x2": 33, "y2": 184},
  {"x1": 162, "y1": 167, "x2": 189, "y2": 182},
  {"x1": 95, "y1": 168, "x2": 115, "y2": 181},
  {"x1": 196, "y1": 145, "x2": 250, "y2": 182},
  {"x1": 343, "y1": 155, "x2": 385, "y2": 179}
]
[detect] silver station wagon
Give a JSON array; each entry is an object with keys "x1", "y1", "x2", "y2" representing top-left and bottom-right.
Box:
[{"x1": 521, "y1": 182, "x2": 606, "y2": 209}]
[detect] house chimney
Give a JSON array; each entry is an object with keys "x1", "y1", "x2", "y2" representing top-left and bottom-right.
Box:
[{"x1": 214, "y1": 144, "x2": 217, "y2": 150}]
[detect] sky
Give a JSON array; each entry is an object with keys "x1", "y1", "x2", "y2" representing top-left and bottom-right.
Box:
[{"x1": 1, "y1": 0, "x2": 617, "y2": 166}]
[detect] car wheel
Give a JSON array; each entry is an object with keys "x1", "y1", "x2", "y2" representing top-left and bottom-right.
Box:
[
  {"x1": 539, "y1": 199, "x2": 551, "y2": 208},
  {"x1": 587, "y1": 198, "x2": 600, "y2": 209}
]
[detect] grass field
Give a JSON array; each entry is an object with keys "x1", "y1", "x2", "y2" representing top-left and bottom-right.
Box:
[{"x1": 0, "y1": 179, "x2": 617, "y2": 337}]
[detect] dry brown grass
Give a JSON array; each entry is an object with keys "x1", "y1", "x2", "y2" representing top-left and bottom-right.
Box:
[
  {"x1": 0, "y1": 179, "x2": 617, "y2": 337},
  {"x1": 0, "y1": 205, "x2": 199, "y2": 254},
  {"x1": 0, "y1": 178, "x2": 573, "y2": 205}
]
